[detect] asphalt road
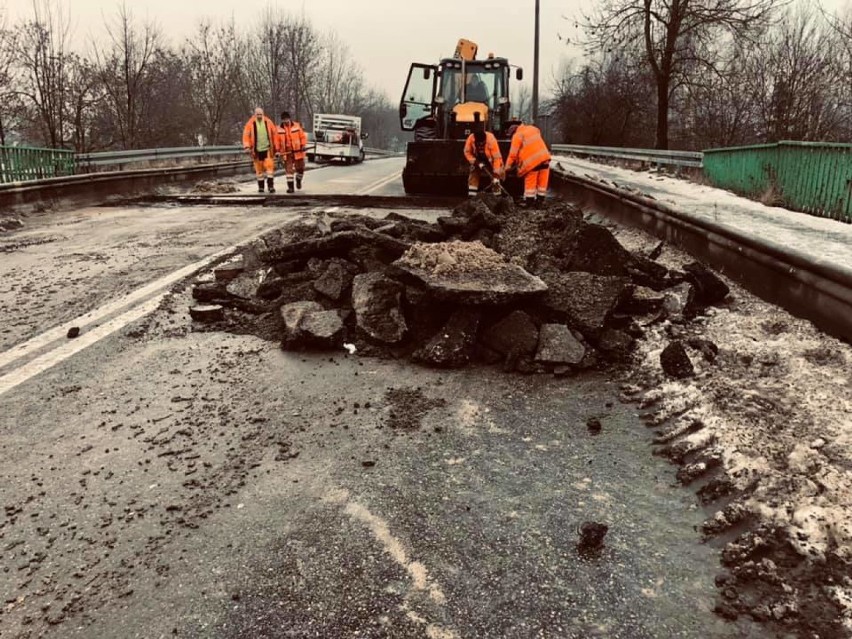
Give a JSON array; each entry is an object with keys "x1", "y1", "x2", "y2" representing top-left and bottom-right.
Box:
[{"x1": 0, "y1": 162, "x2": 771, "y2": 639}]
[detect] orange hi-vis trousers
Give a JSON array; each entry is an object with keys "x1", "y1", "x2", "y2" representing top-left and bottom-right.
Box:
[
  {"x1": 252, "y1": 150, "x2": 275, "y2": 179},
  {"x1": 524, "y1": 166, "x2": 550, "y2": 199}
]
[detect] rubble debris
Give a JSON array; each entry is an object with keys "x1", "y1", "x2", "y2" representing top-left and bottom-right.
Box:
[
  {"x1": 662, "y1": 282, "x2": 695, "y2": 319},
  {"x1": 539, "y1": 272, "x2": 629, "y2": 338},
  {"x1": 281, "y1": 301, "x2": 342, "y2": 348},
  {"x1": 256, "y1": 229, "x2": 410, "y2": 265},
  {"x1": 687, "y1": 338, "x2": 719, "y2": 362},
  {"x1": 683, "y1": 262, "x2": 730, "y2": 306},
  {"x1": 189, "y1": 305, "x2": 224, "y2": 323},
  {"x1": 393, "y1": 252, "x2": 547, "y2": 306},
  {"x1": 577, "y1": 521, "x2": 609, "y2": 554},
  {"x1": 586, "y1": 417, "x2": 602, "y2": 435},
  {"x1": 534, "y1": 324, "x2": 586, "y2": 365},
  {"x1": 0, "y1": 216, "x2": 24, "y2": 232},
  {"x1": 619, "y1": 285, "x2": 666, "y2": 315},
  {"x1": 192, "y1": 179, "x2": 238, "y2": 194},
  {"x1": 660, "y1": 341, "x2": 695, "y2": 378},
  {"x1": 397, "y1": 240, "x2": 505, "y2": 275},
  {"x1": 413, "y1": 309, "x2": 481, "y2": 368},
  {"x1": 482, "y1": 311, "x2": 539, "y2": 359},
  {"x1": 351, "y1": 273, "x2": 407, "y2": 344},
  {"x1": 67, "y1": 326, "x2": 80, "y2": 339},
  {"x1": 214, "y1": 260, "x2": 244, "y2": 282},
  {"x1": 313, "y1": 258, "x2": 359, "y2": 301},
  {"x1": 597, "y1": 329, "x2": 635, "y2": 360},
  {"x1": 190, "y1": 196, "x2": 735, "y2": 379}
]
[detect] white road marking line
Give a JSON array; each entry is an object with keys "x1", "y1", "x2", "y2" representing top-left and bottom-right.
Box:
[
  {"x1": 0, "y1": 216, "x2": 301, "y2": 394},
  {"x1": 0, "y1": 242, "x2": 249, "y2": 372},
  {"x1": 328, "y1": 490, "x2": 457, "y2": 638},
  {"x1": 0, "y1": 294, "x2": 164, "y2": 397},
  {"x1": 357, "y1": 170, "x2": 402, "y2": 195}
]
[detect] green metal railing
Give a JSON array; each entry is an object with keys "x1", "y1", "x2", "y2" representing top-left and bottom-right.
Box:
[
  {"x1": 703, "y1": 141, "x2": 852, "y2": 223},
  {"x1": 0, "y1": 145, "x2": 76, "y2": 184}
]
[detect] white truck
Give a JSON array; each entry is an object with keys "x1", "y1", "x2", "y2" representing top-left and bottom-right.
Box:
[{"x1": 310, "y1": 114, "x2": 368, "y2": 164}]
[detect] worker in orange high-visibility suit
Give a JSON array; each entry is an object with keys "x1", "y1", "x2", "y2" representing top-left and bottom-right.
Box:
[
  {"x1": 463, "y1": 127, "x2": 504, "y2": 196},
  {"x1": 278, "y1": 111, "x2": 308, "y2": 193},
  {"x1": 505, "y1": 122, "x2": 551, "y2": 208},
  {"x1": 242, "y1": 107, "x2": 280, "y2": 193}
]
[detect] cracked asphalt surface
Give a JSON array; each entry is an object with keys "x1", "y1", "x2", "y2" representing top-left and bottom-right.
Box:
[{"x1": 0, "y1": 163, "x2": 772, "y2": 638}]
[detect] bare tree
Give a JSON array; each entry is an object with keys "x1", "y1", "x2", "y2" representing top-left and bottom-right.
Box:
[
  {"x1": 65, "y1": 54, "x2": 103, "y2": 152},
  {"x1": 240, "y1": 8, "x2": 295, "y2": 122},
  {"x1": 312, "y1": 31, "x2": 366, "y2": 115},
  {"x1": 15, "y1": 0, "x2": 73, "y2": 147},
  {"x1": 552, "y1": 52, "x2": 653, "y2": 146},
  {"x1": 184, "y1": 19, "x2": 243, "y2": 144},
  {"x1": 283, "y1": 15, "x2": 320, "y2": 121},
  {"x1": 0, "y1": 8, "x2": 19, "y2": 145},
  {"x1": 678, "y1": 47, "x2": 757, "y2": 147},
  {"x1": 511, "y1": 83, "x2": 532, "y2": 121},
  {"x1": 753, "y1": 7, "x2": 845, "y2": 141},
  {"x1": 585, "y1": 0, "x2": 780, "y2": 149},
  {"x1": 93, "y1": 3, "x2": 162, "y2": 149}
]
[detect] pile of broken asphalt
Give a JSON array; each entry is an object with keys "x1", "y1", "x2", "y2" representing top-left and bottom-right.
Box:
[{"x1": 189, "y1": 194, "x2": 729, "y2": 377}]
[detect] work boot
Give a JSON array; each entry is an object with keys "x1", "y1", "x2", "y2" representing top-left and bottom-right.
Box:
[
  {"x1": 519, "y1": 197, "x2": 535, "y2": 209},
  {"x1": 535, "y1": 195, "x2": 545, "y2": 209},
  {"x1": 296, "y1": 175, "x2": 302, "y2": 190},
  {"x1": 267, "y1": 177, "x2": 275, "y2": 193},
  {"x1": 257, "y1": 179, "x2": 265, "y2": 193},
  {"x1": 286, "y1": 180, "x2": 295, "y2": 194}
]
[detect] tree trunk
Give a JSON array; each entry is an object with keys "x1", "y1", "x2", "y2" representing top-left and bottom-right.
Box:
[{"x1": 655, "y1": 79, "x2": 669, "y2": 149}]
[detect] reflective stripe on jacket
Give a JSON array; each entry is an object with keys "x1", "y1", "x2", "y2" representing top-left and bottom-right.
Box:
[
  {"x1": 278, "y1": 122, "x2": 308, "y2": 161},
  {"x1": 463, "y1": 131, "x2": 503, "y2": 171},
  {"x1": 506, "y1": 124, "x2": 551, "y2": 177},
  {"x1": 242, "y1": 116, "x2": 280, "y2": 154}
]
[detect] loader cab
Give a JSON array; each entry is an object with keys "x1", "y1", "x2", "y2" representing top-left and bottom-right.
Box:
[{"x1": 399, "y1": 57, "x2": 519, "y2": 141}]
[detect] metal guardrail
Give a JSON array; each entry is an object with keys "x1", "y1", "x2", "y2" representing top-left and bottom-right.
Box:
[
  {"x1": 1, "y1": 145, "x2": 76, "y2": 183},
  {"x1": 76, "y1": 146, "x2": 244, "y2": 170},
  {"x1": 551, "y1": 144, "x2": 703, "y2": 168},
  {"x1": 76, "y1": 145, "x2": 398, "y2": 170}
]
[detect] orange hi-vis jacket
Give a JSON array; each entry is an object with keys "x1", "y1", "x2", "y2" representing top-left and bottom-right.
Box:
[
  {"x1": 463, "y1": 131, "x2": 504, "y2": 172},
  {"x1": 278, "y1": 121, "x2": 308, "y2": 161},
  {"x1": 242, "y1": 115, "x2": 280, "y2": 154},
  {"x1": 505, "y1": 124, "x2": 551, "y2": 177}
]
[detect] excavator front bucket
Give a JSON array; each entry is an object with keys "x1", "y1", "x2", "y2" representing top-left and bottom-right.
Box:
[{"x1": 402, "y1": 140, "x2": 522, "y2": 197}]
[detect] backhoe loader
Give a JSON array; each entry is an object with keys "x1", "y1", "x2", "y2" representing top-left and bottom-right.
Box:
[{"x1": 399, "y1": 38, "x2": 524, "y2": 196}]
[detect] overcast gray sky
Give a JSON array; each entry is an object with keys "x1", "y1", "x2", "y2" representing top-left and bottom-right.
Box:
[
  {"x1": 3, "y1": 0, "x2": 850, "y2": 102},
  {"x1": 2, "y1": 0, "x2": 589, "y2": 100}
]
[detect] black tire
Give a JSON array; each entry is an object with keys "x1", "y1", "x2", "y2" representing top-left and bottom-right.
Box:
[{"x1": 307, "y1": 154, "x2": 315, "y2": 162}]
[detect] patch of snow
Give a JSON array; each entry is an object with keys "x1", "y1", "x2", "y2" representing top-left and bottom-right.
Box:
[{"x1": 553, "y1": 155, "x2": 852, "y2": 275}]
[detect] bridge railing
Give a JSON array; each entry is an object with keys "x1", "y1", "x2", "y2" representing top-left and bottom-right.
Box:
[
  {"x1": 76, "y1": 144, "x2": 398, "y2": 172},
  {"x1": 551, "y1": 143, "x2": 703, "y2": 168},
  {"x1": 0, "y1": 145, "x2": 77, "y2": 183},
  {"x1": 76, "y1": 146, "x2": 245, "y2": 172},
  {"x1": 703, "y1": 141, "x2": 852, "y2": 223}
]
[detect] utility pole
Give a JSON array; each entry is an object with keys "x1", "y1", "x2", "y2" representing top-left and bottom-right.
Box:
[{"x1": 532, "y1": 0, "x2": 540, "y2": 125}]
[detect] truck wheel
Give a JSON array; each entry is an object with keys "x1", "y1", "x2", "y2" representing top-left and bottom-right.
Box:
[{"x1": 307, "y1": 154, "x2": 315, "y2": 162}]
